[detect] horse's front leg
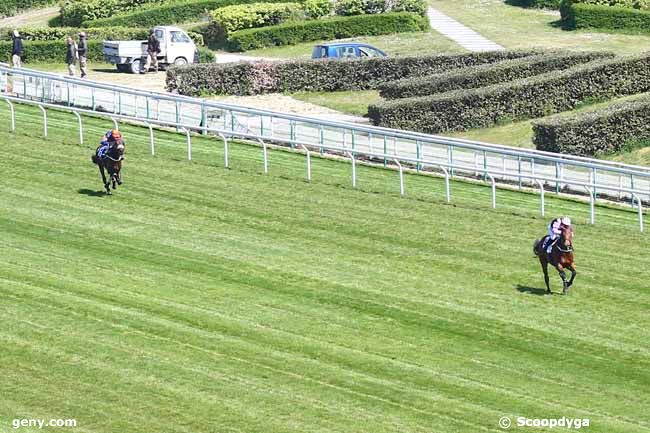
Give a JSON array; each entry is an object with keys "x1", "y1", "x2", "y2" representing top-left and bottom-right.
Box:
[
  {"x1": 99, "y1": 164, "x2": 110, "y2": 195},
  {"x1": 556, "y1": 264, "x2": 569, "y2": 295},
  {"x1": 566, "y1": 265, "x2": 577, "y2": 289}
]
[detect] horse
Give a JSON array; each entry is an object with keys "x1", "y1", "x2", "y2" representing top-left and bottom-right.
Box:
[
  {"x1": 533, "y1": 225, "x2": 576, "y2": 295},
  {"x1": 91, "y1": 140, "x2": 125, "y2": 195}
]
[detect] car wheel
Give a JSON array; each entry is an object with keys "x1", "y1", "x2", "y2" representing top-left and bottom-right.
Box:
[
  {"x1": 130, "y1": 59, "x2": 142, "y2": 74},
  {"x1": 173, "y1": 57, "x2": 188, "y2": 66}
]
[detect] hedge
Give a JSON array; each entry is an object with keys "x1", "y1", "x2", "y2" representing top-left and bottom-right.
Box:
[
  {"x1": 166, "y1": 50, "x2": 539, "y2": 95},
  {"x1": 226, "y1": 12, "x2": 429, "y2": 51},
  {"x1": 83, "y1": 0, "x2": 280, "y2": 27},
  {"x1": 60, "y1": 0, "x2": 165, "y2": 26},
  {"x1": 378, "y1": 51, "x2": 613, "y2": 99},
  {"x1": 367, "y1": 54, "x2": 650, "y2": 134},
  {"x1": 2, "y1": 27, "x2": 204, "y2": 46},
  {"x1": 560, "y1": 0, "x2": 650, "y2": 31},
  {"x1": 533, "y1": 95, "x2": 650, "y2": 156},
  {"x1": 505, "y1": 0, "x2": 561, "y2": 8},
  {"x1": 0, "y1": 0, "x2": 54, "y2": 17},
  {"x1": 210, "y1": 2, "x2": 303, "y2": 34},
  {"x1": 0, "y1": 40, "x2": 104, "y2": 63}
]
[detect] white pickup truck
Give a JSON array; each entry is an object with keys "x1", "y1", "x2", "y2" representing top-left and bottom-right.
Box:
[{"x1": 103, "y1": 26, "x2": 198, "y2": 74}]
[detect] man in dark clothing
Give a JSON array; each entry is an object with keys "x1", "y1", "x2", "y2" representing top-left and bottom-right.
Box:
[
  {"x1": 142, "y1": 29, "x2": 161, "y2": 74},
  {"x1": 11, "y1": 30, "x2": 23, "y2": 68},
  {"x1": 66, "y1": 36, "x2": 77, "y2": 77},
  {"x1": 77, "y1": 32, "x2": 88, "y2": 78}
]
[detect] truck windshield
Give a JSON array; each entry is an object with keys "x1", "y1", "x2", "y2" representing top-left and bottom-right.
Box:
[{"x1": 171, "y1": 31, "x2": 190, "y2": 43}]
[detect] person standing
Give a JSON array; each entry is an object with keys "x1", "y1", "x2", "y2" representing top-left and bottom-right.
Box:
[
  {"x1": 66, "y1": 36, "x2": 77, "y2": 77},
  {"x1": 141, "y1": 29, "x2": 160, "y2": 74},
  {"x1": 11, "y1": 30, "x2": 23, "y2": 68},
  {"x1": 77, "y1": 32, "x2": 88, "y2": 78}
]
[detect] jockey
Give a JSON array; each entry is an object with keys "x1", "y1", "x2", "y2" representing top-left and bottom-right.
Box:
[
  {"x1": 543, "y1": 216, "x2": 571, "y2": 254},
  {"x1": 96, "y1": 129, "x2": 123, "y2": 159}
]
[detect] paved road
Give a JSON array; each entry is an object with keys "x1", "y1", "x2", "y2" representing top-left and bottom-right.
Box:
[{"x1": 426, "y1": 7, "x2": 504, "y2": 52}]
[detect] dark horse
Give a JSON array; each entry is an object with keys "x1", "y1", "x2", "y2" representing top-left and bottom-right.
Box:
[
  {"x1": 91, "y1": 141, "x2": 125, "y2": 195},
  {"x1": 533, "y1": 226, "x2": 576, "y2": 295}
]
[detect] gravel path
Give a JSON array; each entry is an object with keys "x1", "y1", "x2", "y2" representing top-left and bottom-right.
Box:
[{"x1": 0, "y1": 6, "x2": 59, "y2": 28}]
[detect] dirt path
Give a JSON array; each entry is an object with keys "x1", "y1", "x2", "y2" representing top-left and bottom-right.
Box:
[{"x1": 0, "y1": 6, "x2": 59, "y2": 28}]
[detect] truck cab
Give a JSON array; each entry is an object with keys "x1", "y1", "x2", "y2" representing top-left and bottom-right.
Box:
[{"x1": 104, "y1": 26, "x2": 198, "y2": 74}]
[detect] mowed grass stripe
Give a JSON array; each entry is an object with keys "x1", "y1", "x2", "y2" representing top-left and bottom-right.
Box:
[{"x1": 1, "y1": 103, "x2": 649, "y2": 432}]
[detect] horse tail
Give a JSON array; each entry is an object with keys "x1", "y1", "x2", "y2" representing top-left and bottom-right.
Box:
[
  {"x1": 533, "y1": 239, "x2": 541, "y2": 256},
  {"x1": 91, "y1": 154, "x2": 99, "y2": 165}
]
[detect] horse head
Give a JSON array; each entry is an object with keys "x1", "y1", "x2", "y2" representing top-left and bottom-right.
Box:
[{"x1": 560, "y1": 225, "x2": 573, "y2": 250}]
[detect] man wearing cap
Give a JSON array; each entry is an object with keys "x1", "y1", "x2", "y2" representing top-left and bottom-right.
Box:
[
  {"x1": 78, "y1": 32, "x2": 88, "y2": 78},
  {"x1": 66, "y1": 36, "x2": 77, "y2": 77},
  {"x1": 11, "y1": 30, "x2": 23, "y2": 68},
  {"x1": 142, "y1": 29, "x2": 160, "y2": 74}
]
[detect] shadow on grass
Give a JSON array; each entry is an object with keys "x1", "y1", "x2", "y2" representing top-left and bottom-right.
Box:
[
  {"x1": 515, "y1": 284, "x2": 550, "y2": 296},
  {"x1": 78, "y1": 188, "x2": 106, "y2": 197}
]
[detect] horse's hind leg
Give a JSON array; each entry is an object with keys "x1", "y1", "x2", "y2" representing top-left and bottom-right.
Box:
[
  {"x1": 557, "y1": 265, "x2": 569, "y2": 295},
  {"x1": 541, "y1": 260, "x2": 551, "y2": 294},
  {"x1": 99, "y1": 165, "x2": 110, "y2": 195}
]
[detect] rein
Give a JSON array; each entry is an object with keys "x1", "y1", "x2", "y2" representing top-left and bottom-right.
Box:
[
  {"x1": 555, "y1": 244, "x2": 573, "y2": 253},
  {"x1": 103, "y1": 154, "x2": 123, "y2": 162}
]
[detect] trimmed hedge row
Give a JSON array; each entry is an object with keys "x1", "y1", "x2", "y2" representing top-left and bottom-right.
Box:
[
  {"x1": 227, "y1": 12, "x2": 428, "y2": 51},
  {"x1": 166, "y1": 50, "x2": 539, "y2": 95},
  {"x1": 533, "y1": 95, "x2": 650, "y2": 156},
  {"x1": 0, "y1": 40, "x2": 104, "y2": 63},
  {"x1": 367, "y1": 54, "x2": 650, "y2": 134},
  {"x1": 560, "y1": 0, "x2": 650, "y2": 31},
  {"x1": 506, "y1": 0, "x2": 561, "y2": 8},
  {"x1": 378, "y1": 51, "x2": 613, "y2": 99},
  {"x1": 60, "y1": 0, "x2": 165, "y2": 26},
  {"x1": 2, "y1": 27, "x2": 204, "y2": 46},
  {"x1": 0, "y1": 0, "x2": 54, "y2": 17},
  {"x1": 83, "y1": 0, "x2": 285, "y2": 27},
  {"x1": 211, "y1": 2, "x2": 303, "y2": 34}
]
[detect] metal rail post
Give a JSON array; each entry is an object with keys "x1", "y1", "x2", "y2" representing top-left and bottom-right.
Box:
[
  {"x1": 4, "y1": 99, "x2": 14, "y2": 131},
  {"x1": 300, "y1": 144, "x2": 311, "y2": 182},
  {"x1": 218, "y1": 133, "x2": 229, "y2": 168},
  {"x1": 37, "y1": 105, "x2": 47, "y2": 137},
  {"x1": 440, "y1": 166, "x2": 451, "y2": 203},
  {"x1": 258, "y1": 139, "x2": 268, "y2": 174},
  {"x1": 486, "y1": 172, "x2": 496, "y2": 208},
  {"x1": 633, "y1": 194, "x2": 644, "y2": 232},
  {"x1": 535, "y1": 179, "x2": 545, "y2": 217},
  {"x1": 585, "y1": 186, "x2": 595, "y2": 225},
  {"x1": 181, "y1": 127, "x2": 191, "y2": 161},
  {"x1": 346, "y1": 151, "x2": 356, "y2": 188},
  {"x1": 394, "y1": 159, "x2": 404, "y2": 196},
  {"x1": 144, "y1": 122, "x2": 154, "y2": 155},
  {"x1": 72, "y1": 111, "x2": 83, "y2": 145}
]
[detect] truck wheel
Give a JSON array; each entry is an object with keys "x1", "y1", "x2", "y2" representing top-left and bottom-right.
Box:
[
  {"x1": 130, "y1": 59, "x2": 142, "y2": 74},
  {"x1": 174, "y1": 57, "x2": 188, "y2": 66},
  {"x1": 116, "y1": 64, "x2": 129, "y2": 73}
]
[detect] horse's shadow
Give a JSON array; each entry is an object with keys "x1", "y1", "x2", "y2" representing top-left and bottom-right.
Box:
[
  {"x1": 515, "y1": 284, "x2": 551, "y2": 296},
  {"x1": 78, "y1": 188, "x2": 106, "y2": 197}
]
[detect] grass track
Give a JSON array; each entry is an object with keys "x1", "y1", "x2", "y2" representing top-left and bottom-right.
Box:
[{"x1": 1, "y1": 104, "x2": 649, "y2": 433}]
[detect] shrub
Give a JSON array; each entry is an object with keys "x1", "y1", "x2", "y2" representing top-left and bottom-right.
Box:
[
  {"x1": 60, "y1": 0, "x2": 165, "y2": 26},
  {"x1": 0, "y1": 0, "x2": 55, "y2": 17},
  {"x1": 533, "y1": 96, "x2": 650, "y2": 156},
  {"x1": 84, "y1": 0, "x2": 287, "y2": 28},
  {"x1": 210, "y1": 2, "x2": 303, "y2": 34},
  {"x1": 506, "y1": 0, "x2": 561, "y2": 8},
  {"x1": 0, "y1": 40, "x2": 104, "y2": 63},
  {"x1": 378, "y1": 51, "x2": 614, "y2": 99},
  {"x1": 367, "y1": 54, "x2": 650, "y2": 134},
  {"x1": 166, "y1": 49, "x2": 539, "y2": 95},
  {"x1": 196, "y1": 45, "x2": 215, "y2": 62},
  {"x1": 1, "y1": 27, "x2": 204, "y2": 46},
  {"x1": 391, "y1": 0, "x2": 426, "y2": 15},
  {"x1": 362, "y1": 0, "x2": 389, "y2": 14},
  {"x1": 335, "y1": 0, "x2": 365, "y2": 15},
  {"x1": 304, "y1": 0, "x2": 333, "y2": 18},
  {"x1": 560, "y1": 0, "x2": 650, "y2": 31},
  {"x1": 227, "y1": 12, "x2": 428, "y2": 51}
]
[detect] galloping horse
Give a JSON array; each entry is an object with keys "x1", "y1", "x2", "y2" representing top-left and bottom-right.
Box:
[
  {"x1": 533, "y1": 226, "x2": 576, "y2": 295},
  {"x1": 91, "y1": 140, "x2": 125, "y2": 195}
]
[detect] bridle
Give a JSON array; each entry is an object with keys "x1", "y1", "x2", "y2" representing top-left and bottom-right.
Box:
[{"x1": 554, "y1": 227, "x2": 573, "y2": 253}]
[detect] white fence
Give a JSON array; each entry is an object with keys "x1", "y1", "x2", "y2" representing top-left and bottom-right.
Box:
[{"x1": 1, "y1": 94, "x2": 645, "y2": 232}]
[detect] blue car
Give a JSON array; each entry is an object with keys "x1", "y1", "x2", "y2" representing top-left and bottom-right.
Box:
[{"x1": 312, "y1": 43, "x2": 387, "y2": 59}]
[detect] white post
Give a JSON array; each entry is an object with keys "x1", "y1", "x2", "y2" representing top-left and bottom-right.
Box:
[
  {"x1": 218, "y1": 133, "x2": 229, "y2": 168},
  {"x1": 72, "y1": 111, "x2": 83, "y2": 145},
  {"x1": 633, "y1": 194, "x2": 644, "y2": 232},
  {"x1": 440, "y1": 166, "x2": 450, "y2": 203},
  {"x1": 394, "y1": 159, "x2": 404, "y2": 197},
  {"x1": 145, "y1": 122, "x2": 154, "y2": 156},
  {"x1": 259, "y1": 139, "x2": 268, "y2": 174},
  {"x1": 347, "y1": 152, "x2": 356, "y2": 188},
  {"x1": 38, "y1": 105, "x2": 47, "y2": 137},
  {"x1": 535, "y1": 179, "x2": 545, "y2": 217},
  {"x1": 585, "y1": 186, "x2": 595, "y2": 225},
  {"x1": 300, "y1": 145, "x2": 311, "y2": 182},
  {"x1": 181, "y1": 127, "x2": 191, "y2": 161},
  {"x1": 111, "y1": 117, "x2": 119, "y2": 131},
  {"x1": 486, "y1": 173, "x2": 496, "y2": 209},
  {"x1": 5, "y1": 99, "x2": 15, "y2": 132}
]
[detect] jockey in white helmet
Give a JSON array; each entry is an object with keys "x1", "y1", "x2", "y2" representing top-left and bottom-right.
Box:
[{"x1": 544, "y1": 216, "x2": 571, "y2": 254}]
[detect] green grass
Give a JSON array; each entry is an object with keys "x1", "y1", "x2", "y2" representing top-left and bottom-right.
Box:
[
  {"x1": 246, "y1": 31, "x2": 465, "y2": 58},
  {"x1": 1, "y1": 103, "x2": 649, "y2": 433},
  {"x1": 429, "y1": 0, "x2": 650, "y2": 54},
  {"x1": 290, "y1": 90, "x2": 381, "y2": 116}
]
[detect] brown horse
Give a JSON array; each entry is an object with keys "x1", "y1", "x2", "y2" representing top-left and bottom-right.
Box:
[
  {"x1": 91, "y1": 140, "x2": 125, "y2": 195},
  {"x1": 533, "y1": 226, "x2": 576, "y2": 295}
]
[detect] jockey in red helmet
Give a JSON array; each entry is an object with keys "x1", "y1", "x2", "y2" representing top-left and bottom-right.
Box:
[{"x1": 96, "y1": 129, "x2": 123, "y2": 159}]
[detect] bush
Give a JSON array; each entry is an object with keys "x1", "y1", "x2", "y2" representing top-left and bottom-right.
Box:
[
  {"x1": 227, "y1": 12, "x2": 428, "y2": 51},
  {"x1": 367, "y1": 54, "x2": 650, "y2": 134},
  {"x1": 560, "y1": 0, "x2": 650, "y2": 31},
  {"x1": 1, "y1": 27, "x2": 204, "y2": 46},
  {"x1": 0, "y1": 0, "x2": 54, "y2": 17},
  {"x1": 196, "y1": 45, "x2": 215, "y2": 62},
  {"x1": 391, "y1": 0, "x2": 426, "y2": 15},
  {"x1": 210, "y1": 2, "x2": 303, "y2": 33},
  {"x1": 304, "y1": 0, "x2": 333, "y2": 18},
  {"x1": 533, "y1": 96, "x2": 650, "y2": 156},
  {"x1": 378, "y1": 51, "x2": 613, "y2": 99},
  {"x1": 166, "y1": 49, "x2": 539, "y2": 95},
  {"x1": 60, "y1": 0, "x2": 165, "y2": 26},
  {"x1": 506, "y1": 0, "x2": 561, "y2": 8},
  {"x1": 0, "y1": 40, "x2": 104, "y2": 63},
  {"x1": 335, "y1": 0, "x2": 365, "y2": 15},
  {"x1": 84, "y1": 0, "x2": 286, "y2": 27}
]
